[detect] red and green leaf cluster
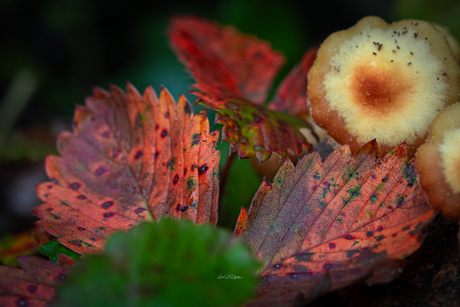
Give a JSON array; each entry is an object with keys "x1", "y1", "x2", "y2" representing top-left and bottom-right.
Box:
[{"x1": 169, "y1": 17, "x2": 317, "y2": 162}]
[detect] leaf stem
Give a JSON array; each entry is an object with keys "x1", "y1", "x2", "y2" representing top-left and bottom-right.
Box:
[{"x1": 219, "y1": 152, "x2": 236, "y2": 203}]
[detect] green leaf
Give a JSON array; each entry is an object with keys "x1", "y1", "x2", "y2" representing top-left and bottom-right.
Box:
[
  {"x1": 39, "y1": 240, "x2": 80, "y2": 263},
  {"x1": 56, "y1": 218, "x2": 261, "y2": 307}
]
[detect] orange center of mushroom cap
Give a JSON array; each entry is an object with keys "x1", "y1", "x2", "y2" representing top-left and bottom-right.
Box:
[
  {"x1": 439, "y1": 127, "x2": 460, "y2": 193},
  {"x1": 324, "y1": 26, "x2": 448, "y2": 146},
  {"x1": 351, "y1": 62, "x2": 412, "y2": 111}
]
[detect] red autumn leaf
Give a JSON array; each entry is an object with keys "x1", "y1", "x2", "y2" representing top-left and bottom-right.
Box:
[
  {"x1": 33, "y1": 84, "x2": 220, "y2": 255},
  {"x1": 234, "y1": 140, "x2": 435, "y2": 306},
  {"x1": 169, "y1": 16, "x2": 284, "y2": 106},
  {"x1": 169, "y1": 16, "x2": 316, "y2": 162},
  {"x1": 0, "y1": 254, "x2": 75, "y2": 307},
  {"x1": 268, "y1": 47, "x2": 318, "y2": 116}
]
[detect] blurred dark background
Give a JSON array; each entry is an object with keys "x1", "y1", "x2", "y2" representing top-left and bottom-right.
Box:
[{"x1": 1, "y1": 0, "x2": 459, "y2": 236}]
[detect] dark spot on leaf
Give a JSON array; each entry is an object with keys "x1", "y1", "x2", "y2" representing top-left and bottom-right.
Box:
[
  {"x1": 375, "y1": 235, "x2": 385, "y2": 241},
  {"x1": 112, "y1": 149, "x2": 120, "y2": 158},
  {"x1": 186, "y1": 177, "x2": 196, "y2": 190},
  {"x1": 77, "y1": 195, "x2": 86, "y2": 200},
  {"x1": 101, "y1": 201, "x2": 114, "y2": 209},
  {"x1": 161, "y1": 129, "x2": 167, "y2": 138},
  {"x1": 166, "y1": 157, "x2": 176, "y2": 170},
  {"x1": 382, "y1": 176, "x2": 389, "y2": 182},
  {"x1": 295, "y1": 253, "x2": 314, "y2": 262},
  {"x1": 94, "y1": 167, "x2": 106, "y2": 176},
  {"x1": 155, "y1": 124, "x2": 159, "y2": 130},
  {"x1": 329, "y1": 243, "x2": 336, "y2": 248},
  {"x1": 57, "y1": 273, "x2": 67, "y2": 281},
  {"x1": 154, "y1": 151, "x2": 160, "y2": 160},
  {"x1": 95, "y1": 226, "x2": 106, "y2": 234},
  {"x1": 70, "y1": 182, "x2": 81, "y2": 190},
  {"x1": 27, "y1": 285, "x2": 37, "y2": 293},
  {"x1": 184, "y1": 103, "x2": 192, "y2": 114},
  {"x1": 346, "y1": 186, "x2": 362, "y2": 201},
  {"x1": 192, "y1": 133, "x2": 201, "y2": 147},
  {"x1": 60, "y1": 201, "x2": 69, "y2": 206},
  {"x1": 180, "y1": 205, "x2": 189, "y2": 212},
  {"x1": 68, "y1": 240, "x2": 82, "y2": 247},
  {"x1": 347, "y1": 250, "x2": 360, "y2": 258},
  {"x1": 345, "y1": 235, "x2": 355, "y2": 240},
  {"x1": 135, "y1": 151, "x2": 143, "y2": 159},
  {"x1": 198, "y1": 164, "x2": 208, "y2": 175},
  {"x1": 409, "y1": 223, "x2": 425, "y2": 237},
  {"x1": 402, "y1": 225, "x2": 410, "y2": 231},
  {"x1": 102, "y1": 131, "x2": 110, "y2": 138},
  {"x1": 15, "y1": 297, "x2": 30, "y2": 307},
  {"x1": 323, "y1": 263, "x2": 333, "y2": 271},
  {"x1": 289, "y1": 273, "x2": 299, "y2": 280},
  {"x1": 320, "y1": 201, "x2": 327, "y2": 207},
  {"x1": 175, "y1": 204, "x2": 182, "y2": 212},
  {"x1": 103, "y1": 212, "x2": 116, "y2": 218},
  {"x1": 134, "y1": 207, "x2": 147, "y2": 214},
  {"x1": 377, "y1": 226, "x2": 383, "y2": 231},
  {"x1": 397, "y1": 195, "x2": 406, "y2": 207},
  {"x1": 46, "y1": 207, "x2": 53, "y2": 212},
  {"x1": 313, "y1": 171, "x2": 321, "y2": 180},
  {"x1": 165, "y1": 111, "x2": 170, "y2": 118},
  {"x1": 47, "y1": 185, "x2": 52, "y2": 189},
  {"x1": 366, "y1": 231, "x2": 374, "y2": 237},
  {"x1": 191, "y1": 164, "x2": 197, "y2": 171},
  {"x1": 370, "y1": 193, "x2": 378, "y2": 204},
  {"x1": 173, "y1": 174, "x2": 179, "y2": 185},
  {"x1": 77, "y1": 227, "x2": 85, "y2": 231},
  {"x1": 392, "y1": 233, "x2": 397, "y2": 237}
]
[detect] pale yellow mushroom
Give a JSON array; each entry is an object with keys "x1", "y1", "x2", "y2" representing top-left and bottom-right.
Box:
[
  {"x1": 308, "y1": 16, "x2": 460, "y2": 159},
  {"x1": 417, "y1": 102, "x2": 460, "y2": 220}
]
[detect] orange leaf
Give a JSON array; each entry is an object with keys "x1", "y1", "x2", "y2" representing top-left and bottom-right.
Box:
[
  {"x1": 235, "y1": 140, "x2": 435, "y2": 306},
  {"x1": 0, "y1": 254, "x2": 75, "y2": 306},
  {"x1": 33, "y1": 84, "x2": 220, "y2": 254}
]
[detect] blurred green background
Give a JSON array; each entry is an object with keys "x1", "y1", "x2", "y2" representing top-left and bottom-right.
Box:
[{"x1": 1, "y1": 0, "x2": 459, "y2": 235}]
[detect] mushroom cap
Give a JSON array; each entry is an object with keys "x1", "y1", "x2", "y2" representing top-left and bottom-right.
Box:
[
  {"x1": 308, "y1": 16, "x2": 460, "y2": 159},
  {"x1": 416, "y1": 102, "x2": 460, "y2": 220}
]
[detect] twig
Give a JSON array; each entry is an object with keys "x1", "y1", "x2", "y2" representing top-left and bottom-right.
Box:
[{"x1": 219, "y1": 152, "x2": 236, "y2": 203}]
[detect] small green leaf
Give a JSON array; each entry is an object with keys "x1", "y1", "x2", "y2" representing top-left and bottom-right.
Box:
[
  {"x1": 56, "y1": 218, "x2": 261, "y2": 307},
  {"x1": 39, "y1": 240, "x2": 81, "y2": 263}
]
